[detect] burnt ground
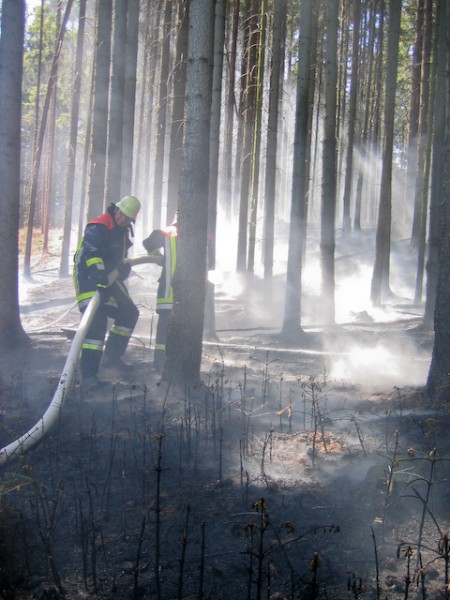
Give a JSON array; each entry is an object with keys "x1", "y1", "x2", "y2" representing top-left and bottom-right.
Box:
[{"x1": 1, "y1": 247, "x2": 450, "y2": 600}]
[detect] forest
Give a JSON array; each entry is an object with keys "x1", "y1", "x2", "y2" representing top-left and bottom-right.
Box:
[{"x1": 0, "y1": 0, "x2": 450, "y2": 598}]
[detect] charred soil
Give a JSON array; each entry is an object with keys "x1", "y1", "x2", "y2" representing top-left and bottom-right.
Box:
[{"x1": 1, "y1": 244, "x2": 450, "y2": 599}]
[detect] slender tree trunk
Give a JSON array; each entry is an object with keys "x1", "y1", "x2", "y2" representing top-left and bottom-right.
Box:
[
  {"x1": 370, "y1": 0, "x2": 402, "y2": 306},
  {"x1": 236, "y1": 0, "x2": 258, "y2": 272},
  {"x1": 0, "y1": 0, "x2": 29, "y2": 348},
  {"x1": 105, "y1": 0, "x2": 127, "y2": 206},
  {"x1": 354, "y1": 0, "x2": 377, "y2": 231},
  {"x1": 60, "y1": 0, "x2": 86, "y2": 276},
  {"x1": 77, "y1": 49, "x2": 95, "y2": 241},
  {"x1": 87, "y1": 0, "x2": 112, "y2": 219},
  {"x1": 263, "y1": 0, "x2": 287, "y2": 279},
  {"x1": 167, "y1": 0, "x2": 189, "y2": 223},
  {"x1": 426, "y1": 1, "x2": 450, "y2": 397},
  {"x1": 222, "y1": 0, "x2": 239, "y2": 222},
  {"x1": 23, "y1": 0, "x2": 74, "y2": 277},
  {"x1": 320, "y1": 0, "x2": 338, "y2": 325},
  {"x1": 205, "y1": 0, "x2": 226, "y2": 337},
  {"x1": 165, "y1": 0, "x2": 214, "y2": 385},
  {"x1": 423, "y1": 0, "x2": 447, "y2": 329},
  {"x1": 135, "y1": 0, "x2": 162, "y2": 233},
  {"x1": 414, "y1": 0, "x2": 433, "y2": 303},
  {"x1": 152, "y1": 0, "x2": 173, "y2": 228},
  {"x1": 341, "y1": 0, "x2": 361, "y2": 234},
  {"x1": 281, "y1": 0, "x2": 313, "y2": 337},
  {"x1": 247, "y1": 0, "x2": 267, "y2": 274},
  {"x1": 409, "y1": 0, "x2": 425, "y2": 248},
  {"x1": 121, "y1": 0, "x2": 140, "y2": 198},
  {"x1": 42, "y1": 1, "x2": 62, "y2": 254}
]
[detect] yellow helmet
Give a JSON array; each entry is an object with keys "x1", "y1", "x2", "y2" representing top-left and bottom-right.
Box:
[{"x1": 116, "y1": 195, "x2": 141, "y2": 220}]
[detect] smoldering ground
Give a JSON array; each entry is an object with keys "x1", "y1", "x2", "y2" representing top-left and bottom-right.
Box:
[{"x1": 1, "y1": 226, "x2": 448, "y2": 599}]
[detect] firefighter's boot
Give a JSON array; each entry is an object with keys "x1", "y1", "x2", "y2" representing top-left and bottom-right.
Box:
[{"x1": 102, "y1": 330, "x2": 134, "y2": 373}]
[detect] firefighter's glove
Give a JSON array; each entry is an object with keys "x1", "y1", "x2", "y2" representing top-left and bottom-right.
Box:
[
  {"x1": 142, "y1": 236, "x2": 152, "y2": 253},
  {"x1": 89, "y1": 265, "x2": 109, "y2": 288},
  {"x1": 94, "y1": 272, "x2": 111, "y2": 302},
  {"x1": 117, "y1": 261, "x2": 131, "y2": 281}
]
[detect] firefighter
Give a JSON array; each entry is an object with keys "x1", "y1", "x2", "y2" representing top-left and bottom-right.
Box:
[
  {"x1": 73, "y1": 195, "x2": 141, "y2": 389},
  {"x1": 142, "y1": 222, "x2": 177, "y2": 373}
]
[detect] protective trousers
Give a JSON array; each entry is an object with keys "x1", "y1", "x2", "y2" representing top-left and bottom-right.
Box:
[
  {"x1": 154, "y1": 310, "x2": 171, "y2": 373},
  {"x1": 80, "y1": 282, "x2": 139, "y2": 377}
]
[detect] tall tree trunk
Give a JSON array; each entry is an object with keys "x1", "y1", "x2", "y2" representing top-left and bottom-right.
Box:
[
  {"x1": 152, "y1": 0, "x2": 172, "y2": 228},
  {"x1": 60, "y1": 0, "x2": 86, "y2": 277},
  {"x1": 134, "y1": 0, "x2": 162, "y2": 232},
  {"x1": 236, "y1": 0, "x2": 258, "y2": 272},
  {"x1": 423, "y1": 0, "x2": 447, "y2": 329},
  {"x1": 23, "y1": 0, "x2": 74, "y2": 277},
  {"x1": 87, "y1": 0, "x2": 112, "y2": 219},
  {"x1": 121, "y1": 0, "x2": 140, "y2": 198},
  {"x1": 167, "y1": 0, "x2": 189, "y2": 223},
  {"x1": 413, "y1": 0, "x2": 433, "y2": 303},
  {"x1": 354, "y1": 0, "x2": 377, "y2": 231},
  {"x1": 0, "y1": 0, "x2": 29, "y2": 348},
  {"x1": 42, "y1": 1, "x2": 62, "y2": 254},
  {"x1": 205, "y1": 0, "x2": 226, "y2": 337},
  {"x1": 232, "y1": 0, "x2": 251, "y2": 224},
  {"x1": 263, "y1": 0, "x2": 287, "y2": 279},
  {"x1": 341, "y1": 0, "x2": 361, "y2": 234},
  {"x1": 409, "y1": 0, "x2": 425, "y2": 247},
  {"x1": 105, "y1": 0, "x2": 127, "y2": 206},
  {"x1": 165, "y1": 0, "x2": 214, "y2": 385},
  {"x1": 222, "y1": 0, "x2": 239, "y2": 222},
  {"x1": 426, "y1": 1, "x2": 450, "y2": 398},
  {"x1": 77, "y1": 48, "x2": 95, "y2": 242},
  {"x1": 281, "y1": 0, "x2": 313, "y2": 337},
  {"x1": 247, "y1": 0, "x2": 267, "y2": 274},
  {"x1": 320, "y1": 0, "x2": 339, "y2": 325},
  {"x1": 370, "y1": 0, "x2": 402, "y2": 306},
  {"x1": 367, "y1": 0, "x2": 384, "y2": 227}
]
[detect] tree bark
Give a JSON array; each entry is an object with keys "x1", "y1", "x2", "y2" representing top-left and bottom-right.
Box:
[
  {"x1": 167, "y1": 0, "x2": 189, "y2": 223},
  {"x1": 165, "y1": 0, "x2": 214, "y2": 385},
  {"x1": 247, "y1": 0, "x2": 267, "y2": 274},
  {"x1": 236, "y1": 0, "x2": 258, "y2": 272},
  {"x1": 281, "y1": 0, "x2": 313, "y2": 337},
  {"x1": 426, "y1": 1, "x2": 450, "y2": 397},
  {"x1": 23, "y1": 0, "x2": 74, "y2": 277},
  {"x1": 121, "y1": 0, "x2": 140, "y2": 198},
  {"x1": 105, "y1": 0, "x2": 127, "y2": 206},
  {"x1": 0, "y1": 0, "x2": 29, "y2": 348},
  {"x1": 263, "y1": 0, "x2": 287, "y2": 280},
  {"x1": 413, "y1": 0, "x2": 433, "y2": 303},
  {"x1": 320, "y1": 0, "x2": 339, "y2": 325},
  {"x1": 87, "y1": 0, "x2": 112, "y2": 219},
  {"x1": 370, "y1": 0, "x2": 402, "y2": 306},
  {"x1": 60, "y1": 0, "x2": 87, "y2": 276},
  {"x1": 341, "y1": 0, "x2": 361, "y2": 234},
  {"x1": 409, "y1": 0, "x2": 425, "y2": 248},
  {"x1": 423, "y1": 0, "x2": 447, "y2": 329},
  {"x1": 152, "y1": 0, "x2": 173, "y2": 228}
]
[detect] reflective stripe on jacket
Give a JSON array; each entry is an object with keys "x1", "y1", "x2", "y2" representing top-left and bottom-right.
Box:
[
  {"x1": 157, "y1": 227, "x2": 177, "y2": 310},
  {"x1": 73, "y1": 206, "x2": 132, "y2": 304}
]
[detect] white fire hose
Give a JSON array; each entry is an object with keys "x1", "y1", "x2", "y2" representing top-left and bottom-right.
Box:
[{"x1": 0, "y1": 255, "x2": 161, "y2": 467}]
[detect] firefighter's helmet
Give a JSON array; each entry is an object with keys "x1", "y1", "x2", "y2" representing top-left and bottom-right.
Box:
[{"x1": 116, "y1": 195, "x2": 141, "y2": 220}]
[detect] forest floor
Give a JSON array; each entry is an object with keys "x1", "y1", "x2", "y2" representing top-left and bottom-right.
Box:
[{"x1": 0, "y1": 228, "x2": 449, "y2": 599}]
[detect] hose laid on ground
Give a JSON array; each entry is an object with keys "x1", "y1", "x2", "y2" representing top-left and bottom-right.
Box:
[{"x1": 0, "y1": 255, "x2": 161, "y2": 467}]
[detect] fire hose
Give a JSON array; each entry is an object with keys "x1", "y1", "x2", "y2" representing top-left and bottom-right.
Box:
[{"x1": 0, "y1": 255, "x2": 161, "y2": 467}]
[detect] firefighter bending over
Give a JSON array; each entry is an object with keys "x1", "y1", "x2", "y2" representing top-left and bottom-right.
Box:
[
  {"x1": 73, "y1": 195, "x2": 141, "y2": 389},
  {"x1": 142, "y1": 222, "x2": 177, "y2": 373}
]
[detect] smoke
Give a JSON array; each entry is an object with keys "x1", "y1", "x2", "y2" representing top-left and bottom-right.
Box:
[{"x1": 325, "y1": 340, "x2": 430, "y2": 389}]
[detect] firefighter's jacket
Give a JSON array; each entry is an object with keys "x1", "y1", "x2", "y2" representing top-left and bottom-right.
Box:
[
  {"x1": 142, "y1": 225, "x2": 177, "y2": 312},
  {"x1": 74, "y1": 205, "x2": 133, "y2": 309}
]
